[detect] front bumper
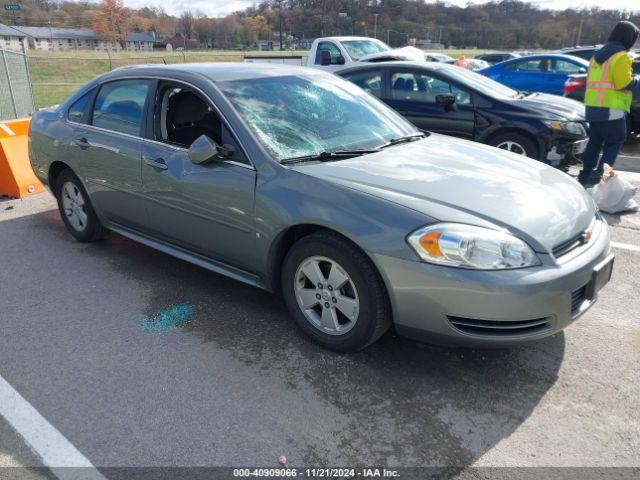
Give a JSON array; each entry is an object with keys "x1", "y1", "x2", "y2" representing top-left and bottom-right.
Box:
[
  {"x1": 544, "y1": 135, "x2": 587, "y2": 167},
  {"x1": 371, "y1": 219, "x2": 612, "y2": 347}
]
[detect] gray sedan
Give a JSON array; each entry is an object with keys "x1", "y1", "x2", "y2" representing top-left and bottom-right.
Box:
[{"x1": 28, "y1": 63, "x2": 613, "y2": 351}]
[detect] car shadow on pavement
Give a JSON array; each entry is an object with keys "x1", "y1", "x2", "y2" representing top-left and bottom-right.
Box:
[
  {"x1": 91, "y1": 228, "x2": 565, "y2": 469},
  {"x1": 3, "y1": 209, "x2": 566, "y2": 471}
]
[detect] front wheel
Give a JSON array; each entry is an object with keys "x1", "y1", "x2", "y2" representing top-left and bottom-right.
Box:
[
  {"x1": 487, "y1": 132, "x2": 538, "y2": 159},
  {"x1": 281, "y1": 232, "x2": 392, "y2": 352}
]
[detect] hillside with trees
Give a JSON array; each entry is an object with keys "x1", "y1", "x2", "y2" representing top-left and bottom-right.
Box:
[{"x1": 1, "y1": 0, "x2": 639, "y2": 50}]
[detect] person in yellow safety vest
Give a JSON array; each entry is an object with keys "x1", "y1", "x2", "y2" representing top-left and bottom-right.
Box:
[
  {"x1": 453, "y1": 55, "x2": 468, "y2": 69},
  {"x1": 579, "y1": 21, "x2": 640, "y2": 187}
]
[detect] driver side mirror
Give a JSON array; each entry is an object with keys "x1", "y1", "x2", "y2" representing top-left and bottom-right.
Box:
[
  {"x1": 188, "y1": 135, "x2": 235, "y2": 165},
  {"x1": 436, "y1": 93, "x2": 457, "y2": 111},
  {"x1": 336, "y1": 55, "x2": 346, "y2": 65}
]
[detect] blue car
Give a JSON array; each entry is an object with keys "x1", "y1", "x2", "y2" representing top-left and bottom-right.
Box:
[{"x1": 480, "y1": 54, "x2": 589, "y2": 96}]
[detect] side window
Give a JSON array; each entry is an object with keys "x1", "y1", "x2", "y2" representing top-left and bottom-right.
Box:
[
  {"x1": 314, "y1": 42, "x2": 342, "y2": 65},
  {"x1": 67, "y1": 89, "x2": 94, "y2": 124},
  {"x1": 92, "y1": 80, "x2": 151, "y2": 136},
  {"x1": 391, "y1": 71, "x2": 471, "y2": 105},
  {"x1": 341, "y1": 70, "x2": 382, "y2": 97},
  {"x1": 506, "y1": 60, "x2": 536, "y2": 71},
  {"x1": 552, "y1": 60, "x2": 586, "y2": 74},
  {"x1": 154, "y1": 83, "x2": 249, "y2": 165}
]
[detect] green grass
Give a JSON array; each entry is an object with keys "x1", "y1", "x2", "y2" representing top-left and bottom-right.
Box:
[{"x1": 28, "y1": 48, "x2": 501, "y2": 108}]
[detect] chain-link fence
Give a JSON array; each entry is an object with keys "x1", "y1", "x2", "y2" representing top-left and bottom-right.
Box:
[
  {"x1": 28, "y1": 50, "x2": 304, "y2": 110},
  {"x1": 0, "y1": 47, "x2": 34, "y2": 121}
]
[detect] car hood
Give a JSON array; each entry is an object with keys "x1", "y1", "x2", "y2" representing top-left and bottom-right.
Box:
[
  {"x1": 508, "y1": 92, "x2": 586, "y2": 121},
  {"x1": 292, "y1": 135, "x2": 595, "y2": 253}
]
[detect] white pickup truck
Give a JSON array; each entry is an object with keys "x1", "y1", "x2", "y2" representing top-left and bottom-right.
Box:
[{"x1": 244, "y1": 36, "x2": 427, "y2": 72}]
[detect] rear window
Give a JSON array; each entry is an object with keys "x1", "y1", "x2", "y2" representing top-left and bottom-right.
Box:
[
  {"x1": 91, "y1": 80, "x2": 151, "y2": 136},
  {"x1": 341, "y1": 70, "x2": 383, "y2": 97}
]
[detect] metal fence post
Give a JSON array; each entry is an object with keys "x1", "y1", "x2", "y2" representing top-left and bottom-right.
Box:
[
  {"x1": 1, "y1": 49, "x2": 18, "y2": 119},
  {"x1": 21, "y1": 42, "x2": 35, "y2": 114}
]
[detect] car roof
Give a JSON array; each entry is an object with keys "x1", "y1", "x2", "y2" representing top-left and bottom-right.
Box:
[
  {"x1": 319, "y1": 36, "x2": 385, "y2": 43},
  {"x1": 337, "y1": 60, "x2": 459, "y2": 74},
  {"x1": 104, "y1": 62, "x2": 321, "y2": 82},
  {"x1": 495, "y1": 53, "x2": 589, "y2": 64}
]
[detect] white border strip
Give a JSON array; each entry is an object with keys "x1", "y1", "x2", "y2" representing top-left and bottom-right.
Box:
[
  {"x1": 611, "y1": 241, "x2": 640, "y2": 253},
  {"x1": 0, "y1": 123, "x2": 15, "y2": 136},
  {"x1": 0, "y1": 375, "x2": 107, "y2": 480}
]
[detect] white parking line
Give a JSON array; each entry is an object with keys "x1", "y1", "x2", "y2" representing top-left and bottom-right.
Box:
[
  {"x1": 611, "y1": 241, "x2": 640, "y2": 253},
  {"x1": 0, "y1": 375, "x2": 107, "y2": 480}
]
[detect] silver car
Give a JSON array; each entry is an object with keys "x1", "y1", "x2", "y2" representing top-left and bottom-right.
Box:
[{"x1": 29, "y1": 63, "x2": 614, "y2": 352}]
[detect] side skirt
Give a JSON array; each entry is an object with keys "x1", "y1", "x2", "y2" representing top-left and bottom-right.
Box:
[{"x1": 108, "y1": 223, "x2": 265, "y2": 290}]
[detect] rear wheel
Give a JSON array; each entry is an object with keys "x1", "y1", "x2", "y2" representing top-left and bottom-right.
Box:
[
  {"x1": 281, "y1": 232, "x2": 392, "y2": 352},
  {"x1": 488, "y1": 132, "x2": 538, "y2": 159},
  {"x1": 54, "y1": 169, "x2": 107, "y2": 242}
]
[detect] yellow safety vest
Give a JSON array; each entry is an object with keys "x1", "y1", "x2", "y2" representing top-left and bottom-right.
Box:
[{"x1": 584, "y1": 51, "x2": 632, "y2": 112}]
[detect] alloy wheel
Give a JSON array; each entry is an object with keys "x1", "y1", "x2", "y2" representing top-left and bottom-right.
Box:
[
  {"x1": 61, "y1": 181, "x2": 88, "y2": 232},
  {"x1": 496, "y1": 140, "x2": 527, "y2": 156},
  {"x1": 294, "y1": 256, "x2": 360, "y2": 335}
]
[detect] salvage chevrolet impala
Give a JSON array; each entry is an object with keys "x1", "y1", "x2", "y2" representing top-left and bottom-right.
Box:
[{"x1": 29, "y1": 63, "x2": 614, "y2": 352}]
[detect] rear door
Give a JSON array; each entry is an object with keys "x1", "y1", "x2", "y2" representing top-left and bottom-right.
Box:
[
  {"x1": 383, "y1": 67, "x2": 475, "y2": 139},
  {"x1": 68, "y1": 79, "x2": 152, "y2": 229},
  {"x1": 140, "y1": 81, "x2": 257, "y2": 271}
]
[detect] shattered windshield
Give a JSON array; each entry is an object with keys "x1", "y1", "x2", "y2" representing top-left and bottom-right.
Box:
[
  {"x1": 341, "y1": 40, "x2": 390, "y2": 60},
  {"x1": 218, "y1": 74, "x2": 417, "y2": 162}
]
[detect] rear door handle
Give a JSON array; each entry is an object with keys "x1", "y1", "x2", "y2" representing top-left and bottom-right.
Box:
[
  {"x1": 144, "y1": 157, "x2": 168, "y2": 171},
  {"x1": 74, "y1": 137, "x2": 90, "y2": 149}
]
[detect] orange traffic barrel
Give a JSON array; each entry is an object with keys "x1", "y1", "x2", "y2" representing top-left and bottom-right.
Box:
[{"x1": 0, "y1": 118, "x2": 44, "y2": 198}]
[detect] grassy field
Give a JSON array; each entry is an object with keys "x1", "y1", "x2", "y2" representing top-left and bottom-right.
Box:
[{"x1": 28, "y1": 48, "x2": 495, "y2": 108}]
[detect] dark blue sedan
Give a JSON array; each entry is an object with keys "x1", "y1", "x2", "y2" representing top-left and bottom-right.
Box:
[{"x1": 480, "y1": 54, "x2": 589, "y2": 96}]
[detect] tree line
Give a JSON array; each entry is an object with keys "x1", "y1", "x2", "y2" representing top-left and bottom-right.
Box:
[{"x1": 1, "y1": 0, "x2": 638, "y2": 50}]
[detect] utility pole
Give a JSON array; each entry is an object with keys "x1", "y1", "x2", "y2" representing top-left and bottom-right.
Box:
[
  {"x1": 438, "y1": 26, "x2": 443, "y2": 45},
  {"x1": 373, "y1": 13, "x2": 378, "y2": 39},
  {"x1": 279, "y1": 0, "x2": 283, "y2": 51},
  {"x1": 576, "y1": 19, "x2": 584, "y2": 46}
]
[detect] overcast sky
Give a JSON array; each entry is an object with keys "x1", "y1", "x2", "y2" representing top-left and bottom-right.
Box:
[{"x1": 120, "y1": 0, "x2": 640, "y2": 17}]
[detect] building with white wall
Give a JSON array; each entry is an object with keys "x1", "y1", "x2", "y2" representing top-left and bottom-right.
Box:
[
  {"x1": 0, "y1": 24, "x2": 27, "y2": 52},
  {"x1": 0, "y1": 24, "x2": 155, "y2": 52}
]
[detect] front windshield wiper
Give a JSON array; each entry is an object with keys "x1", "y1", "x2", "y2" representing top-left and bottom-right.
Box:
[
  {"x1": 280, "y1": 149, "x2": 381, "y2": 165},
  {"x1": 378, "y1": 132, "x2": 428, "y2": 149}
]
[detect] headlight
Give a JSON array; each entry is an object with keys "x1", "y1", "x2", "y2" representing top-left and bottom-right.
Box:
[
  {"x1": 407, "y1": 223, "x2": 540, "y2": 269},
  {"x1": 543, "y1": 120, "x2": 586, "y2": 136}
]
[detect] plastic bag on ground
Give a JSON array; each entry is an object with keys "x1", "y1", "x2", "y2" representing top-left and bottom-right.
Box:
[{"x1": 589, "y1": 173, "x2": 638, "y2": 214}]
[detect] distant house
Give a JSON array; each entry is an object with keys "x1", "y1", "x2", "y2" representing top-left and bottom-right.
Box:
[
  {"x1": 164, "y1": 33, "x2": 199, "y2": 51},
  {"x1": 124, "y1": 32, "x2": 155, "y2": 51},
  {"x1": 0, "y1": 23, "x2": 27, "y2": 51},
  {"x1": 0, "y1": 23, "x2": 154, "y2": 51}
]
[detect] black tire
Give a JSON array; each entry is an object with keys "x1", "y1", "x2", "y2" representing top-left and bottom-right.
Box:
[
  {"x1": 487, "y1": 132, "x2": 539, "y2": 160},
  {"x1": 281, "y1": 231, "x2": 392, "y2": 352},
  {"x1": 54, "y1": 169, "x2": 107, "y2": 242}
]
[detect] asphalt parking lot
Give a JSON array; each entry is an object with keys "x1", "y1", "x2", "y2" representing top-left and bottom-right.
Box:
[{"x1": 1, "y1": 155, "x2": 639, "y2": 479}]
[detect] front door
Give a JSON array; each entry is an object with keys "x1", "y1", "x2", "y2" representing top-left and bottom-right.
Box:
[
  {"x1": 141, "y1": 82, "x2": 257, "y2": 271},
  {"x1": 71, "y1": 79, "x2": 152, "y2": 229},
  {"x1": 385, "y1": 69, "x2": 475, "y2": 139}
]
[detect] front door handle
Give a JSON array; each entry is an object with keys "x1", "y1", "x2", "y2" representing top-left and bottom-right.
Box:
[
  {"x1": 144, "y1": 157, "x2": 168, "y2": 171},
  {"x1": 74, "y1": 137, "x2": 90, "y2": 149}
]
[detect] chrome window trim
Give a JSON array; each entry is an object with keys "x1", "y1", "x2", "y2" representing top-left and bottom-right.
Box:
[{"x1": 65, "y1": 75, "x2": 256, "y2": 171}]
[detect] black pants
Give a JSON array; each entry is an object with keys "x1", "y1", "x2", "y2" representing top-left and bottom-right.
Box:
[{"x1": 579, "y1": 116, "x2": 627, "y2": 186}]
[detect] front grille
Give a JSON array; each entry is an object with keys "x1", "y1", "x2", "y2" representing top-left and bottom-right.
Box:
[
  {"x1": 447, "y1": 316, "x2": 552, "y2": 337},
  {"x1": 571, "y1": 285, "x2": 587, "y2": 315},
  {"x1": 553, "y1": 232, "x2": 586, "y2": 258}
]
